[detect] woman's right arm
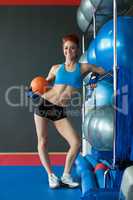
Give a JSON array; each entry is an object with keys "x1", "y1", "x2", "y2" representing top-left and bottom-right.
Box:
[
  {"x1": 46, "y1": 64, "x2": 59, "y2": 82},
  {"x1": 26, "y1": 65, "x2": 60, "y2": 101}
]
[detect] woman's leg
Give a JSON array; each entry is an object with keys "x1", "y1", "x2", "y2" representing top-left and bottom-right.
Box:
[
  {"x1": 34, "y1": 114, "x2": 60, "y2": 188},
  {"x1": 53, "y1": 118, "x2": 81, "y2": 174},
  {"x1": 34, "y1": 114, "x2": 52, "y2": 175}
]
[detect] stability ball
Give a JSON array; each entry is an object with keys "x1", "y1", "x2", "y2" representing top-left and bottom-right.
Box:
[
  {"x1": 75, "y1": 154, "x2": 93, "y2": 176},
  {"x1": 87, "y1": 40, "x2": 97, "y2": 65},
  {"x1": 81, "y1": 170, "x2": 97, "y2": 196},
  {"x1": 87, "y1": 16, "x2": 133, "y2": 72},
  {"x1": 77, "y1": 7, "x2": 89, "y2": 32},
  {"x1": 79, "y1": 51, "x2": 88, "y2": 63},
  {"x1": 95, "y1": 16, "x2": 133, "y2": 71},
  {"x1": 86, "y1": 79, "x2": 113, "y2": 107},
  {"x1": 80, "y1": 0, "x2": 93, "y2": 22},
  {"x1": 84, "y1": 106, "x2": 114, "y2": 151}
]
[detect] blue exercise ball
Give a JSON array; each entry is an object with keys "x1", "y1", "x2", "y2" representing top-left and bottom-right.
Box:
[
  {"x1": 95, "y1": 80, "x2": 113, "y2": 107},
  {"x1": 75, "y1": 154, "x2": 93, "y2": 176},
  {"x1": 85, "y1": 154, "x2": 98, "y2": 168},
  {"x1": 87, "y1": 40, "x2": 97, "y2": 65},
  {"x1": 96, "y1": 16, "x2": 133, "y2": 71},
  {"x1": 81, "y1": 170, "x2": 97, "y2": 196},
  {"x1": 86, "y1": 79, "x2": 113, "y2": 107},
  {"x1": 87, "y1": 16, "x2": 133, "y2": 72}
]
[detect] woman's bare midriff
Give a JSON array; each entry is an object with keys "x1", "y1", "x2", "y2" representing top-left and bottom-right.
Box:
[{"x1": 42, "y1": 84, "x2": 78, "y2": 106}]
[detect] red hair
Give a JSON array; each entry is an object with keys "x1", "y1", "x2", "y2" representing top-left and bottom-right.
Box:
[{"x1": 62, "y1": 34, "x2": 79, "y2": 47}]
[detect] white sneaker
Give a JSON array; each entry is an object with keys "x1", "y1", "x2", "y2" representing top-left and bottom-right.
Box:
[
  {"x1": 61, "y1": 174, "x2": 79, "y2": 188},
  {"x1": 48, "y1": 173, "x2": 60, "y2": 189}
]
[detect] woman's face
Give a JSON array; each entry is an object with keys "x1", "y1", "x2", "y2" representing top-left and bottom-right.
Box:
[{"x1": 63, "y1": 40, "x2": 78, "y2": 61}]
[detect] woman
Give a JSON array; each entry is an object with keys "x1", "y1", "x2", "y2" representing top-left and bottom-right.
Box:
[{"x1": 33, "y1": 34, "x2": 105, "y2": 188}]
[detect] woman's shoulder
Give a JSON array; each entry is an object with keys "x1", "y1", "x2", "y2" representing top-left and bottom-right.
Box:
[
  {"x1": 51, "y1": 64, "x2": 62, "y2": 74},
  {"x1": 52, "y1": 64, "x2": 60, "y2": 69}
]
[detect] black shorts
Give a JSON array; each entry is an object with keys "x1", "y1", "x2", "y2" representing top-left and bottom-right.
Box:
[{"x1": 34, "y1": 98, "x2": 67, "y2": 121}]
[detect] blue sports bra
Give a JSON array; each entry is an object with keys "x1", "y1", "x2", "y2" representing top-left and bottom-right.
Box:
[{"x1": 54, "y1": 63, "x2": 82, "y2": 89}]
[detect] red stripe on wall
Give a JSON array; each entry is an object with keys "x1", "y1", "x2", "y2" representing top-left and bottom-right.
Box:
[
  {"x1": 0, "y1": 153, "x2": 66, "y2": 166},
  {"x1": 0, "y1": 0, "x2": 80, "y2": 6}
]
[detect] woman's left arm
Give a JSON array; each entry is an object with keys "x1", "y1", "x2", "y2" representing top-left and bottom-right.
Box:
[{"x1": 81, "y1": 63, "x2": 105, "y2": 75}]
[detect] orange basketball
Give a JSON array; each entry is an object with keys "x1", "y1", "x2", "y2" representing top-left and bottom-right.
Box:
[{"x1": 30, "y1": 76, "x2": 48, "y2": 94}]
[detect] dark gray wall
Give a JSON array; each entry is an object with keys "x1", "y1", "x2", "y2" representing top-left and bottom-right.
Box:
[{"x1": 0, "y1": 6, "x2": 82, "y2": 152}]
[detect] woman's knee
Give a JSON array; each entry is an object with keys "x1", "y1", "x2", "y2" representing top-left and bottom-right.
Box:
[
  {"x1": 70, "y1": 137, "x2": 81, "y2": 151},
  {"x1": 38, "y1": 137, "x2": 48, "y2": 150}
]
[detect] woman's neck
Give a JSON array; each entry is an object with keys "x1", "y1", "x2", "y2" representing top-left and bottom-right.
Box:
[{"x1": 65, "y1": 59, "x2": 76, "y2": 67}]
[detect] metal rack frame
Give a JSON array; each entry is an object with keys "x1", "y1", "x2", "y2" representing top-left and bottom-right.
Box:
[{"x1": 82, "y1": 0, "x2": 118, "y2": 168}]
